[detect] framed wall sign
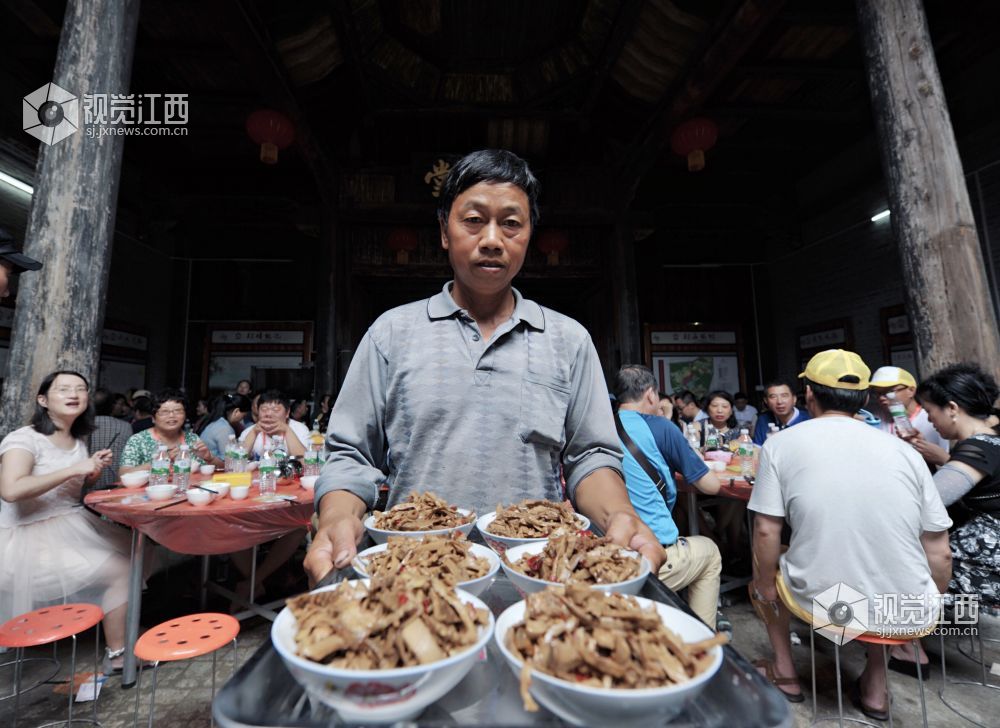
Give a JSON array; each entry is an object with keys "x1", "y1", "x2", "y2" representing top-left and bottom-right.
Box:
[
  {"x1": 880, "y1": 304, "x2": 915, "y2": 370},
  {"x1": 202, "y1": 321, "x2": 313, "y2": 393},
  {"x1": 796, "y1": 318, "x2": 853, "y2": 370},
  {"x1": 644, "y1": 324, "x2": 745, "y2": 397}
]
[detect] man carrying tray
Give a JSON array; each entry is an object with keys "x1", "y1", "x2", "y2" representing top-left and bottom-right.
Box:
[{"x1": 305, "y1": 150, "x2": 663, "y2": 584}]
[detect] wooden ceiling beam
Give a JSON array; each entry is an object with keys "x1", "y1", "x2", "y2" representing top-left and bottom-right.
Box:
[
  {"x1": 581, "y1": 0, "x2": 645, "y2": 115},
  {"x1": 615, "y1": 0, "x2": 789, "y2": 210},
  {"x1": 708, "y1": 104, "x2": 868, "y2": 123},
  {"x1": 737, "y1": 60, "x2": 863, "y2": 80}
]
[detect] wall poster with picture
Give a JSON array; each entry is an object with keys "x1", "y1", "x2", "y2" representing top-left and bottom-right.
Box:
[{"x1": 644, "y1": 324, "x2": 745, "y2": 398}]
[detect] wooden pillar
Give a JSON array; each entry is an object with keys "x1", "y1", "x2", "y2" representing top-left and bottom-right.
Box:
[
  {"x1": 0, "y1": 0, "x2": 140, "y2": 434},
  {"x1": 857, "y1": 0, "x2": 1000, "y2": 382},
  {"x1": 610, "y1": 223, "x2": 642, "y2": 371},
  {"x1": 314, "y1": 209, "x2": 338, "y2": 399}
]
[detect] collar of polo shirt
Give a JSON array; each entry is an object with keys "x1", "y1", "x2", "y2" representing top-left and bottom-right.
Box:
[{"x1": 427, "y1": 281, "x2": 545, "y2": 330}]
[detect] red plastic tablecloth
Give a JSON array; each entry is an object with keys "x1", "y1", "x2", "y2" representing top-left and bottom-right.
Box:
[{"x1": 84, "y1": 476, "x2": 314, "y2": 555}]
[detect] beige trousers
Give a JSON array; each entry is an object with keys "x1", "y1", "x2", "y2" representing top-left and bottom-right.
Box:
[{"x1": 657, "y1": 535, "x2": 722, "y2": 628}]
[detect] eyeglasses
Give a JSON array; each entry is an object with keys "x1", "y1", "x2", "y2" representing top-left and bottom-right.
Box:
[
  {"x1": 157, "y1": 407, "x2": 186, "y2": 416},
  {"x1": 51, "y1": 386, "x2": 88, "y2": 396}
]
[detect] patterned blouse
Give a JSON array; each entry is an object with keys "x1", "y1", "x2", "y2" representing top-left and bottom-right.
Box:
[{"x1": 120, "y1": 428, "x2": 205, "y2": 468}]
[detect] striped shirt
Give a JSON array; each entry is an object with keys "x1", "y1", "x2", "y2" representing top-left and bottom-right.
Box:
[{"x1": 315, "y1": 283, "x2": 623, "y2": 515}]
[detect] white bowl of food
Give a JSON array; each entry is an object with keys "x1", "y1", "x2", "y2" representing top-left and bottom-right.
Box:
[
  {"x1": 204, "y1": 482, "x2": 229, "y2": 498},
  {"x1": 495, "y1": 587, "x2": 725, "y2": 725},
  {"x1": 230, "y1": 485, "x2": 250, "y2": 500},
  {"x1": 299, "y1": 475, "x2": 318, "y2": 491},
  {"x1": 500, "y1": 537, "x2": 650, "y2": 596},
  {"x1": 122, "y1": 470, "x2": 151, "y2": 488},
  {"x1": 199, "y1": 464, "x2": 216, "y2": 476},
  {"x1": 271, "y1": 578, "x2": 494, "y2": 723},
  {"x1": 352, "y1": 538, "x2": 500, "y2": 599},
  {"x1": 144, "y1": 483, "x2": 176, "y2": 501},
  {"x1": 364, "y1": 492, "x2": 476, "y2": 545},
  {"x1": 475, "y1": 501, "x2": 590, "y2": 555},
  {"x1": 185, "y1": 488, "x2": 214, "y2": 506}
]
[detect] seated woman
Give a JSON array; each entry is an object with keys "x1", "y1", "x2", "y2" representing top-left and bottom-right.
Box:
[
  {"x1": 694, "y1": 390, "x2": 743, "y2": 447},
  {"x1": 239, "y1": 390, "x2": 309, "y2": 458},
  {"x1": 119, "y1": 389, "x2": 223, "y2": 474},
  {"x1": 199, "y1": 393, "x2": 251, "y2": 460},
  {"x1": 0, "y1": 371, "x2": 131, "y2": 672},
  {"x1": 888, "y1": 363, "x2": 1000, "y2": 676}
]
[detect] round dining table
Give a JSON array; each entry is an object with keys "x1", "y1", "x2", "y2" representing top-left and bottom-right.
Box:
[{"x1": 84, "y1": 475, "x2": 314, "y2": 687}]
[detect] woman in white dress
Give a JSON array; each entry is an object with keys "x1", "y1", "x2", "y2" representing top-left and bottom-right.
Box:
[{"x1": 0, "y1": 370, "x2": 131, "y2": 671}]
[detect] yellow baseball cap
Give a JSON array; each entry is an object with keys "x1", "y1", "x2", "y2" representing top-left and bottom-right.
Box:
[
  {"x1": 869, "y1": 366, "x2": 916, "y2": 389},
  {"x1": 798, "y1": 349, "x2": 871, "y2": 391}
]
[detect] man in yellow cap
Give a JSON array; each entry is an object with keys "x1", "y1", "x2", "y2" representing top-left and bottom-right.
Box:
[
  {"x1": 870, "y1": 365, "x2": 950, "y2": 466},
  {"x1": 747, "y1": 350, "x2": 952, "y2": 716}
]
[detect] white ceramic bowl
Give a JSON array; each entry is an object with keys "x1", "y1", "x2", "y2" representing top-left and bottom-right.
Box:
[
  {"x1": 144, "y1": 483, "x2": 176, "y2": 501},
  {"x1": 500, "y1": 541, "x2": 650, "y2": 596},
  {"x1": 204, "y1": 482, "x2": 229, "y2": 498},
  {"x1": 363, "y1": 508, "x2": 476, "y2": 545},
  {"x1": 271, "y1": 579, "x2": 494, "y2": 723},
  {"x1": 475, "y1": 510, "x2": 591, "y2": 555},
  {"x1": 351, "y1": 542, "x2": 500, "y2": 598},
  {"x1": 495, "y1": 594, "x2": 723, "y2": 726},
  {"x1": 299, "y1": 475, "x2": 318, "y2": 490},
  {"x1": 121, "y1": 470, "x2": 151, "y2": 488},
  {"x1": 230, "y1": 485, "x2": 250, "y2": 500},
  {"x1": 185, "y1": 488, "x2": 214, "y2": 506},
  {"x1": 199, "y1": 464, "x2": 216, "y2": 476}
]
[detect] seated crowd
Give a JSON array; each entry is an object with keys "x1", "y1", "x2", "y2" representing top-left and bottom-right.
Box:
[{"x1": 1, "y1": 352, "x2": 998, "y2": 720}]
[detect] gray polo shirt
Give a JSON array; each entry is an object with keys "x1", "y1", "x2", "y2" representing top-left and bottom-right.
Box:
[{"x1": 315, "y1": 282, "x2": 623, "y2": 515}]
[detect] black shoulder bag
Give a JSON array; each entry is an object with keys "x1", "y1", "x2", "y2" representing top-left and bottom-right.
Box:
[{"x1": 614, "y1": 411, "x2": 669, "y2": 504}]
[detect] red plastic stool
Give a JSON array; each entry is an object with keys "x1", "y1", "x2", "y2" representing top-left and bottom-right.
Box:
[
  {"x1": 131, "y1": 613, "x2": 239, "y2": 728},
  {"x1": 0, "y1": 603, "x2": 104, "y2": 728}
]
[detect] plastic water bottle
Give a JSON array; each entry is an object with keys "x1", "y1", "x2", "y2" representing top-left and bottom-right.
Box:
[
  {"x1": 886, "y1": 392, "x2": 916, "y2": 439},
  {"x1": 704, "y1": 425, "x2": 719, "y2": 452},
  {"x1": 259, "y1": 449, "x2": 277, "y2": 498},
  {"x1": 150, "y1": 445, "x2": 170, "y2": 486},
  {"x1": 737, "y1": 429, "x2": 755, "y2": 479},
  {"x1": 303, "y1": 442, "x2": 322, "y2": 477},
  {"x1": 272, "y1": 435, "x2": 288, "y2": 465},
  {"x1": 174, "y1": 444, "x2": 191, "y2": 489},
  {"x1": 232, "y1": 444, "x2": 247, "y2": 473},
  {"x1": 224, "y1": 434, "x2": 237, "y2": 472},
  {"x1": 686, "y1": 424, "x2": 701, "y2": 453}
]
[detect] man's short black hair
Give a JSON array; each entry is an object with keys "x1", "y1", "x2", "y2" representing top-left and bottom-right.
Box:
[
  {"x1": 437, "y1": 149, "x2": 541, "y2": 228},
  {"x1": 764, "y1": 378, "x2": 795, "y2": 394},
  {"x1": 804, "y1": 378, "x2": 867, "y2": 415},
  {"x1": 612, "y1": 365, "x2": 657, "y2": 404},
  {"x1": 93, "y1": 387, "x2": 114, "y2": 416},
  {"x1": 258, "y1": 389, "x2": 290, "y2": 412},
  {"x1": 734, "y1": 391, "x2": 748, "y2": 400},
  {"x1": 677, "y1": 390, "x2": 699, "y2": 406},
  {"x1": 132, "y1": 396, "x2": 153, "y2": 416}
]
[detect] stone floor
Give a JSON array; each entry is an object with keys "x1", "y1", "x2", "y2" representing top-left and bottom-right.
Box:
[{"x1": 2, "y1": 585, "x2": 998, "y2": 727}]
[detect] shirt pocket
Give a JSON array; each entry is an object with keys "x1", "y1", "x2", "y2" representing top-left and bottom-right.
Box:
[{"x1": 518, "y1": 376, "x2": 572, "y2": 449}]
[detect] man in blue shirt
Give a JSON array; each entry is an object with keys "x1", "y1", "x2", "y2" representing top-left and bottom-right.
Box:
[
  {"x1": 613, "y1": 365, "x2": 723, "y2": 628},
  {"x1": 752, "y1": 379, "x2": 811, "y2": 445}
]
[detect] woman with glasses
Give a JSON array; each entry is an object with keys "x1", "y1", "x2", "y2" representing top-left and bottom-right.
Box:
[
  {"x1": 119, "y1": 388, "x2": 223, "y2": 474},
  {"x1": 0, "y1": 370, "x2": 132, "y2": 672}
]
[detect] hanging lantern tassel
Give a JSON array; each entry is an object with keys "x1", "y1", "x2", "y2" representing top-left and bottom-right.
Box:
[
  {"x1": 387, "y1": 227, "x2": 419, "y2": 264},
  {"x1": 246, "y1": 109, "x2": 296, "y2": 165},
  {"x1": 536, "y1": 229, "x2": 570, "y2": 266},
  {"x1": 670, "y1": 118, "x2": 719, "y2": 172}
]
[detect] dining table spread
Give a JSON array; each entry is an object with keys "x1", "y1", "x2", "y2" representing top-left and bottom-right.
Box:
[{"x1": 84, "y1": 474, "x2": 314, "y2": 686}]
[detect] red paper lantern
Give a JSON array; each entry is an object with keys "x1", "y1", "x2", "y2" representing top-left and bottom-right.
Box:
[
  {"x1": 245, "y1": 109, "x2": 296, "y2": 164},
  {"x1": 387, "y1": 227, "x2": 419, "y2": 264},
  {"x1": 536, "y1": 229, "x2": 570, "y2": 265},
  {"x1": 670, "y1": 118, "x2": 718, "y2": 172}
]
